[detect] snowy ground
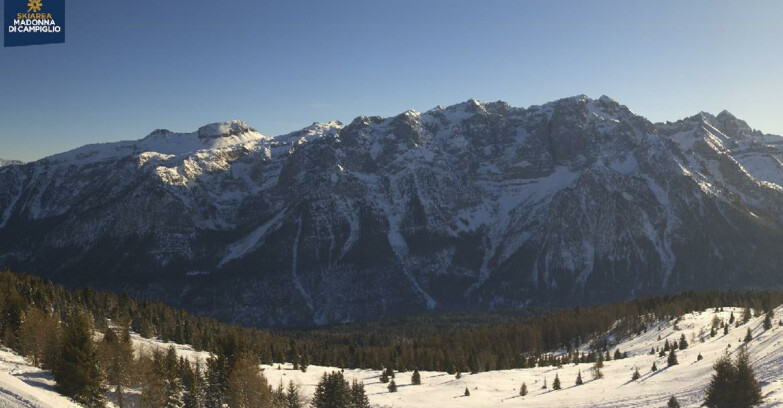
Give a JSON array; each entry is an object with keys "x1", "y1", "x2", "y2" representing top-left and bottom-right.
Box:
[
  {"x1": 261, "y1": 306, "x2": 783, "y2": 408},
  {"x1": 1, "y1": 306, "x2": 783, "y2": 407},
  {"x1": 0, "y1": 348, "x2": 81, "y2": 408}
]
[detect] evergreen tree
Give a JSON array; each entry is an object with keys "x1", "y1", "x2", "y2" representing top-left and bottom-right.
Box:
[
  {"x1": 99, "y1": 326, "x2": 134, "y2": 408},
  {"x1": 667, "y1": 395, "x2": 681, "y2": 408},
  {"x1": 272, "y1": 382, "x2": 286, "y2": 408},
  {"x1": 54, "y1": 313, "x2": 106, "y2": 408},
  {"x1": 464, "y1": 387, "x2": 470, "y2": 396},
  {"x1": 734, "y1": 348, "x2": 763, "y2": 408},
  {"x1": 204, "y1": 354, "x2": 229, "y2": 408},
  {"x1": 698, "y1": 353, "x2": 704, "y2": 361},
  {"x1": 743, "y1": 307, "x2": 752, "y2": 324},
  {"x1": 614, "y1": 348, "x2": 622, "y2": 360},
  {"x1": 181, "y1": 360, "x2": 205, "y2": 408},
  {"x1": 704, "y1": 354, "x2": 738, "y2": 408},
  {"x1": 520, "y1": 382, "x2": 527, "y2": 396},
  {"x1": 679, "y1": 334, "x2": 688, "y2": 350},
  {"x1": 575, "y1": 370, "x2": 583, "y2": 385},
  {"x1": 724, "y1": 325, "x2": 729, "y2": 335},
  {"x1": 632, "y1": 368, "x2": 640, "y2": 381},
  {"x1": 542, "y1": 377, "x2": 547, "y2": 389},
  {"x1": 729, "y1": 312, "x2": 736, "y2": 324},
  {"x1": 285, "y1": 380, "x2": 305, "y2": 408},
  {"x1": 455, "y1": 372, "x2": 462, "y2": 379},
  {"x1": 379, "y1": 370, "x2": 389, "y2": 383},
  {"x1": 225, "y1": 352, "x2": 272, "y2": 408},
  {"x1": 312, "y1": 371, "x2": 352, "y2": 408},
  {"x1": 744, "y1": 328, "x2": 753, "y2": 342},
  {"x1": 411, "y1": 369, "x2": 421, "y2": 385},
  {"x1": 592, "y1": 356, "x2": 604, "y2": 380},
  {"x1": 387, "y1": 380, "x2": 397, "y2": 393},
  {"x1": 19, "y1": 308, "x2": 60, "y2": 369},
  {"x1": 651, "y1": 362, "x2": 658, "y2": 372},
  {"x1": 763, "y1": 313, "x2": 772, "y2": 330},
  {"x1": 704, "y1": 348, "x2": 763, "y2": 408},
  {"x1": 667, "y1": 349, "x2": 678, "y2": 367},
  {"x1": 552, "y1": 373, "x2": 561, "y2": 390},
  {"x1": 350, "y1": 379, "x2": 371, "y2": 408}
]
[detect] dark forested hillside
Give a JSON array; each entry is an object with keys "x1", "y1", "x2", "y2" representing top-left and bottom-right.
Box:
[{"x1": 2, "y1": 268, "x2": 782, "y2": 375}]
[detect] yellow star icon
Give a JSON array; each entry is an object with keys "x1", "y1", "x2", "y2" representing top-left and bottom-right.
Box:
[{"x1": 27, "y1": 0, "x2": 42, "y2": 12}]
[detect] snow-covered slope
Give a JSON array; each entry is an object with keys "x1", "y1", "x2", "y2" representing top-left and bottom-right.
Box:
[
  {"x1": 260, "y1": 306, "x2": 783, "y2": 408},
  {"x1": 0, "y1": 348, "x2": 82, "y2": 408},
  {"x1": 1, "y1": 96, "x2": 783, "y2": 327},
  {"x1": 2, "y1": 306, "x2": 780, "y2": 408}
]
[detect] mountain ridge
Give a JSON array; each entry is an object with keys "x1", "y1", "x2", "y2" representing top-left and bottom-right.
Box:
[{"x1": 1, "y1": 95, "x2": 782, "y2": 327}]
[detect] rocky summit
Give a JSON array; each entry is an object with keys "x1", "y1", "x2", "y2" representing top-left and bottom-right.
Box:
[{"x1": 1, "y1": 95, "x2": 782, "y2": 327}]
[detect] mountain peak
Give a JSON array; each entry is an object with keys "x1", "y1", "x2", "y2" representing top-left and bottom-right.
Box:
[{"x1": 197, "y1": 120, "x2": 255, "y2": 139}]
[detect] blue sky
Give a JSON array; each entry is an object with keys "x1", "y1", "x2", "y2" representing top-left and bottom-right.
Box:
[{"x1": 1, "y1": 0, "x2": 781, "y2": 161}]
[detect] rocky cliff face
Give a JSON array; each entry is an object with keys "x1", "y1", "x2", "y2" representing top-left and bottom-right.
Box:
[{"x1": 1, "y1": 96, "x2": 782, "y2": 327}]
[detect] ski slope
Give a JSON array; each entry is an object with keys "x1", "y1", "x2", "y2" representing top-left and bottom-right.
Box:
[{"x1": 1, "y1": 306, "x2": 782, "y2": 407}]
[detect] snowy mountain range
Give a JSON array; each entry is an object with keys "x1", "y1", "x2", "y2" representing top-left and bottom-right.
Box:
[{"x1": 1, "y1": 95, "x2": 782, "y2": 327}]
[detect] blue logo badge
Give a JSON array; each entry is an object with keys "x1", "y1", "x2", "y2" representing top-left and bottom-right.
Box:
[{"x1": 4, "y1": 0, "x2": 64, "y2": 47}]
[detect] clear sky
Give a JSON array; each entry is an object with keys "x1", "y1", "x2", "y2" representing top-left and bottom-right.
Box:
[{"x1": 1, "y1": 0, "x2": 781, "y2": 162}]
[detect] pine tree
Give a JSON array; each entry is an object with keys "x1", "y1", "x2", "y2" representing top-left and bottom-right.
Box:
[
  {"x1": 651, "y1": 361, "x2": 658, "y2": 372},
  {"x1": 204, "y1": 354, "x2": 229, "y2": 408},
  {"x1": 698, "y1": 353, "x2": 704, "y2": 361},
  {"x1": 455, "y1": 371, "x2": 462, "y2": 379},
  {"x1": 285, "y1": 380, "x2": 305, "y2": 408},
  {"x1": 724, "y1": 325, "x2": 729, "y2": 335},
  {"x1": 592, "y1": 356, "x2": 604, "y2": 380},
  {"x1": 464, "y1": 387, "x2": 470, "y2": 396},
  {"x1": 379, "y1": 370, "x2": 389, "y2": 383},
  {"x1": 350, "y1": 379, "x2": 371, "y2": 408},
  {"x1": 763, "y1": 313, "x2": 772, "y2": 330},
  {"x1": 182, "y1": 360, "x2": 205, "y2": 408},
  {"x1": 411, "y1": 369, "x2": 421, "y2": 385},
  {"x1": 667, "y1": 349, "x2": 678, "y2": 367},
  {"x1": 632, "y1": 368, "x2": 640, "y2": 381},
  {"x1": 575, "y1": 369, "x2": 583, "y2": 385},
  {"x1": 704, "y1": 354, "x2": 738, "y2": 408},
  {"x1": 679, "y1": 334, "x2": 688, "y2": 350},
  {"x1": 552, "y1": 373, "x2": 561, "y2": 390},
  {"x1": 729, "y1": 312, "x2": 736, "y2": 324},
  {"x1": 614, "y1": 348, "x2": 622, "y2": 360},
  {"x1": 54, "y1": 313, "x2": 106, "y2": 408},
  {"x1": 272, "y1": 382, "x2": 286, "y2": 408},
  {"x1": 542, "y1": 377, "x2": 547, "y2": 389},
  {"x1": 520, "y1": 382, "x2": 527, "y2": 396},
  {"x1": 99, "y1": 326, "x2": 134, "y2": 408},
  {"x1": 744, "y1": 328, "x2": 753, "y2": 342},
  {"x1": 734, "y1": 348, "x2": 763, "y2": 408},
  {"x1": 667, "y1": 395, "x2": 680, "y2": 408},
  {"x1": 225, "y1": 352, "x2": 272, "y2": 408},
  {"x1": 388, "y1": 380, "x2": 397, "y2": 393},
  {"x1": 312, "y1": 371, "x2": 352, "y2": 408}
]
